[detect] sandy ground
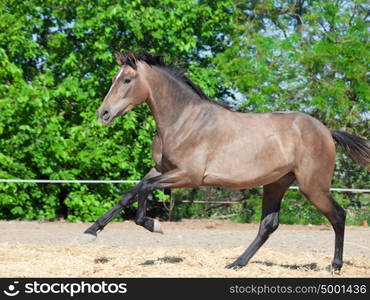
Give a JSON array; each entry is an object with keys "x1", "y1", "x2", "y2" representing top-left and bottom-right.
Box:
[{"x1": 0, "y1": 220, "x2": 369, "y2": 277}]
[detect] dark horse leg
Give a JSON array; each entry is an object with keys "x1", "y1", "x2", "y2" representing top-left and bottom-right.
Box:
[
  {"x1": 82, "y1": 168, "x2": 161, "y2": 239},
  {"x1": 225, "y1": 173, "x2": 295, "y2": 269},
  {"x1": 134, "y1": 188, "x2": 163, "y2": 233},
  {"x1": 133, "y1": 169, "x2": 192, "y2": 230},
  {"x1": 134, "y1": 168, "x2": 164, "y2": 233},
  {"x1": 82, "y1": 168, "x2": 190, "y2": 240},
  {"x1": 300, "y1": 189, "x2": 346, "y2": 274}
]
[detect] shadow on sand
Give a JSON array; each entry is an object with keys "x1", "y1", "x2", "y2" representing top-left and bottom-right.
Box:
[
  {"x1": 251, "y1": 260, "x2": 320, "y2": 271},
  {"x1": 139, "y1": 256, "x2": 185, "y2": 266}
]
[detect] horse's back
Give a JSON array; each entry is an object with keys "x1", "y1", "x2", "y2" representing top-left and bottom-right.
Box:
[
  {"x1": 232, "y1": 110, "x2": 333, "y2": 147},
  {"x1": 242, "y1": 111, "x2": 336, "y2": 170}
]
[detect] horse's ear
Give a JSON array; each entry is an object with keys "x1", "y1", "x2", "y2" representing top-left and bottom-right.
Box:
[
  {"x1": 124, "y1": 50, "x2": 137, "y2": 70},
  {"x1": 114, "y1": 51, "x2": 125, "y2": 66}
]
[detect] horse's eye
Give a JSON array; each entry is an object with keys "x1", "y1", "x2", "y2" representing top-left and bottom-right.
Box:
[{"x1": 124, "y1": 78, "x2": 131, "y2": 84}]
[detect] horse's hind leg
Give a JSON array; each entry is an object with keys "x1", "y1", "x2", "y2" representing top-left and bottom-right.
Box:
[
  {"x1": 293, "y1": 122, "x2": 346, "y2": 273},
  {"x1": 225, "y1": 172, "x2": 295, "y2": 269},
  {"x1": 299, "y1": 187, "x2": 346, "y2": 273}
]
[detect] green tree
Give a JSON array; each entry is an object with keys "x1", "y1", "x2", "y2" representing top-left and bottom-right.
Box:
[{"x1": 0, "y1": 0, "x2": 235, "y2": 220}]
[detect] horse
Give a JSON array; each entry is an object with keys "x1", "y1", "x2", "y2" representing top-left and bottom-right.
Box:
[{"x1": 82, "y1": 50, "x2": 370, "y2": 273}]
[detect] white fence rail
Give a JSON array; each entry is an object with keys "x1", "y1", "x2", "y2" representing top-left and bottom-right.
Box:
[
  {"x1": 0, "y1": 179, "x2": 140, "y2": 184},
  {"x1": 0, "y1": 179, "x2": 369, "y2": 193}
]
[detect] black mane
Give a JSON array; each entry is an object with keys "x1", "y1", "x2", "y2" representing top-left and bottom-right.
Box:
[
  {"x1": 135, "y1": 52, "x2": 210, "y2": 99},
  {"x1": 128, "y1": 51, "x2": 229, "y2": 109}
]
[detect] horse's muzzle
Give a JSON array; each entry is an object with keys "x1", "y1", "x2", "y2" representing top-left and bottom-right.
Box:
[{"x1": 98, "y1": 108, "x2": 113, "y2": 125}]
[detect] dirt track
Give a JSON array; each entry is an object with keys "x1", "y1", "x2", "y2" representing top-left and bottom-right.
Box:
[{"x1": 0, "y1": 220, "x2": 369, "y2": 277}]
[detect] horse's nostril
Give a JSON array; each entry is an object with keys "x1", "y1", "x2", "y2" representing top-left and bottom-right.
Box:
[{"x1": 101, "y1": 110, "x2": 110, "y2": 121}]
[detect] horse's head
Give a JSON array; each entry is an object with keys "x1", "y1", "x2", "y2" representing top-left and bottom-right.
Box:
[{"x1": 98, "y1": 51, "x2": 150, "y2": 125}]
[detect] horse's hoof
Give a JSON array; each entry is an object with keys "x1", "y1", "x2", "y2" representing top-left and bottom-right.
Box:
[
  {"x1": 326, "y1": 264, "x2": 341, "y2": 275},
  {"x1": 225, "y1": 261, "x2": 244, "y2": 270},
  {"x1": 153, "y1": 219, "x2": 164, "y2": 234},
  {"x1": 330, "y1": 266, "x2": 341, "y2": 275},
  {"x1": 332, "y1": 269, "x2": 341, "y2": 275},
  {"x1": 76, "y1": 233, "x2": 97, "y2": 244}
]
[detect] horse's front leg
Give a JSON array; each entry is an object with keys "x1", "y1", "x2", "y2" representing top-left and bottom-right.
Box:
[
  {"x1": 81, "y1": 168, "x2": 161, "y2": 241},
  {"x1": 135, "y1": 168, "x2": 164, "y2": 233},
  {"x1": 134, "y1": 168, "x2": 194, "y2": 232},
  {"x1": 134, "y1": 189, "x2": 163, "y2": 233}
]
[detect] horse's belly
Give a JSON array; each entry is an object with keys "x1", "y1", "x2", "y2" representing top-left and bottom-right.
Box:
[
  {"x1": 202, "y1": 164, "x2": 292, "y2": 189},
  {"x1": 202, "y1": 145, "x2": 294, "y2": 189}
]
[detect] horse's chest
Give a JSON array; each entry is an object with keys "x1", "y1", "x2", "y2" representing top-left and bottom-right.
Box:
[{"x1": 152, "y1": 136, "x2": 178, "y2": 172}]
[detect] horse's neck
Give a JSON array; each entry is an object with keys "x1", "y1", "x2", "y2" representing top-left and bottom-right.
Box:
[{"x1": 145, "y1": 69, "x2": 201, "y2": 136}]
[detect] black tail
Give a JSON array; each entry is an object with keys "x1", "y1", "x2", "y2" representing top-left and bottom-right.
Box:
[{"x1": 331, "y1": 130, "x2": 370, "y2": 167}]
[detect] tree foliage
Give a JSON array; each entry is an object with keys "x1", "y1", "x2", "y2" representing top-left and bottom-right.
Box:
[
  {"x1": 0, "y1": 0, "x2": 368, "y2": 221},
  {"x1": 217, "y1": 0, "x2": 369, "y2": 124},
  {"x1": 0, "y1": 0, "x2": 234, "y2": 220}
]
